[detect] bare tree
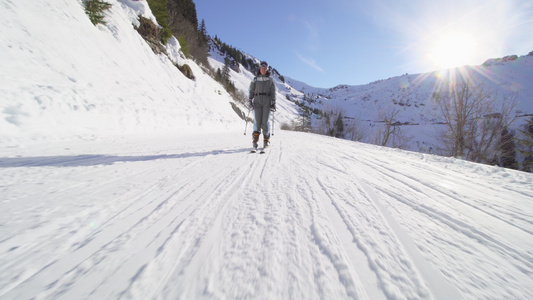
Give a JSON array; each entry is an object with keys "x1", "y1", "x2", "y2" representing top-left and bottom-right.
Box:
[
  {"x1": 344, "y1": 117, "x2": 368, "y2": 142},
  {"x1": 374, "y1": 107, "x2": 399, "y2": 146},
  {"x1": 391, "y1": 126, "x2": 413, "y2": 149},
  {"x1": 434, "y1": 80, "x2": 491, "y2": 158},
  {"x1": 434, "y1": 80, "x2": 518, "y2": 163},
  {"x1": 373, "y1": 106, "x2": 411, "y2": 148}
]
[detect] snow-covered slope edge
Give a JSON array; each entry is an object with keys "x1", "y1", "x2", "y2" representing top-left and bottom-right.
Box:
[{"x1": 0, "y1": 0, "x2": 241, "y2": 146}]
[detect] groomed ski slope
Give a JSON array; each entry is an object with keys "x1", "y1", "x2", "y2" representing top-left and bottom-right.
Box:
[{"x1": 1, "y1": 131, "x2": 532, "y2": 300}]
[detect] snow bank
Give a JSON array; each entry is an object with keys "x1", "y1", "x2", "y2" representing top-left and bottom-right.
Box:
[{"x1": 0, "y1": 0, "x2": 242, "y2": 146}]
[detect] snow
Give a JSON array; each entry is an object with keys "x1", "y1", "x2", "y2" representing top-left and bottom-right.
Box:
[
  {"x1": 2, "y1": 133, "x2": 532, "y2": 299},
  {"x1": 0, "y1": 0, "x2": 243, "y2": 145},
  {"x1": 1, "y1": 1, "x2": 533, "y2": 299}
]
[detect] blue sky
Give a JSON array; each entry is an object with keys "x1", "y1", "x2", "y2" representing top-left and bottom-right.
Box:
[{"x1": 194, "y1": 0, "x2": 533, "y2": 88}]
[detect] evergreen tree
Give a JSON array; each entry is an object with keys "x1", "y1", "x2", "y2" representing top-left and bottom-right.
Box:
[
  {"x1": 499, "y1": 128, "x2": 518, "y2": 169},
  {"x1": 518, "y1": 117, "x2": 533, "y2": 172},
  {"x1": 146, "y1": 0, "x2": 172, "y2": 44},
  {"x1": 83, "y1": 0, "x2": 112, "y2": 25},
  {"x1": 177, "y1": 34, "x2": 189, "y2": 57},
  {"x1": 222, "y1": 65, "x2": 231, "y2": 89},
  {"x1": 198, "y1": 19, "x2": 208, "y2": 48},
  {"x1": 334, "y1": 112, "x2": 344, "y2": 138},
  {"x1": 215, "y1": 68, "x2": 222, "y2": 82},
  {"x1": 222, "y1": 58, "x2": 231, "y2": 82},
  {"x1": 297, "y1": 107, "x2": 312, "y2": 132},
  {"x1": 170, "y1": 0, "x2": 198, "y2": 29},
  {"x1": 167, "y1": 0, "x2": 207, "y2": 65}
]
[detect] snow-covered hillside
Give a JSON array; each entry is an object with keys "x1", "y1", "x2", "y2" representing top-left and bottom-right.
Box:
[
  {"x1": 281, "y1": 56, "x2": 533, "y2": 152},
  {"x1": 1, "y1": 1, "x2": 533, "y2": 300},
  {"x1": 0, "y1": 0, "x2": 248, "y2": 145}
]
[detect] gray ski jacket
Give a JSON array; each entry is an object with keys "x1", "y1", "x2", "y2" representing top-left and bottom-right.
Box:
[
  {"x1": 249, "y1": 74, "x2": 276, "y2": 136},
  {"x1": 248, "y1": 74, "x2": 276, "y2": 107}
]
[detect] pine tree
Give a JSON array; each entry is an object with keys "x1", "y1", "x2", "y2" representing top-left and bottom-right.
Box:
[
  {"x1": 215, "y1": 68, "x2": 222, "y2": 82},
  {"x1": 518, "y1": 117, "x2": 533, "y2": 172},
  {"x1": 198, "y1": 19, "x2": 208, "y2": 47},
  {"x1": 499, "y1": 128, "x2": 518, "y2": 169},
  {"x1": 83, "y1": 0, "x2": 112, "y2": 25},
  {"x1": 222, "y1": 58, "x2": 231, "y2": 82},
  {"x1": 146, "y1": 0, "x2": 172, "y2": 44},
  {"x1": 169, "y1": 0, "x2": 198, "y2": 29},
  {"x1": 334, "y1": 112, "x2": 344, "y2": 138},
  {"x1": 177, "y1": 34, "x2": 189, "y2": 57},
  {"x1": 167, "y1": 0, "x2": 208, "y2": 64}
]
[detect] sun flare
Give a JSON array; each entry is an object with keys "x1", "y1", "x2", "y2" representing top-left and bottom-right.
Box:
[{"x1": 428, "y1": 33, "x2": 477, "y2": 70}]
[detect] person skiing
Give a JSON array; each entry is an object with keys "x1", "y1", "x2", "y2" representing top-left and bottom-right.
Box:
[{"x1": 248, "y1": 60, "x2": 276, "y2": 151}]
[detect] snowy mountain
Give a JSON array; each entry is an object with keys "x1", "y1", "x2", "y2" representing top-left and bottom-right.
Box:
[
  {"x1": 286, "y1": 55, "x2": 533, "y2": 152},
  {"x1": 1, "y1": 1, "x2": 533, "y2": 300},
  {"x1": 210, "y1": 41, "x2": 533, "y2": 155}
]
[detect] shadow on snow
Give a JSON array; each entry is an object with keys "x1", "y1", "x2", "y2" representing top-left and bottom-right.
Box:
[{"x1": 0, "y1": 148, "x2": 248, "y2": 168}]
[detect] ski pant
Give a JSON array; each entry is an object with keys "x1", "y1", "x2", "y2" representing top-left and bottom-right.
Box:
[{"x1": 253, "y1": 101, "x2": 271, "y2": 137}]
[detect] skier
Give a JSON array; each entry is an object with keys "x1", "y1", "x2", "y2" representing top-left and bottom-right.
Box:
[{"x1": 249, "y1": 61, "x2": 276, "y2": 151}]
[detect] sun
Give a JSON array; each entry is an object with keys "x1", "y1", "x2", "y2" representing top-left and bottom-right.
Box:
[{"x1": 427, "y1": 33, "x2": 477, "y2": 70}]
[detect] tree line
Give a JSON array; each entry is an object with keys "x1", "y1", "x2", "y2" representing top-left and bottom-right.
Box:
[{"x1": 146, "y1": 0, "x2": 209, "y2": 66}]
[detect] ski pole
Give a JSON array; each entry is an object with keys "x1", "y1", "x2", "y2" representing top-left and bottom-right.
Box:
[
  {"x1": 272, "y1": 111, "x2": 275, "y2": 136},
  {"x1": 244, "y1": 107, "x2": 252, "y2": 135}
]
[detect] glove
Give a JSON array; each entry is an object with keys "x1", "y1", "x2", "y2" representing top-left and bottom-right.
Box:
[
  {"x1": 270, "y1": 102, "x2": 276, "y2": 112},
  {"x1": 248, "y1": 99, "x2": 254, "y2": 109}
]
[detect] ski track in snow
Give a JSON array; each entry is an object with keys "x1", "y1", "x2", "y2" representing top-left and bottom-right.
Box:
[{"x1": 1, "y1": 131, "x2": 532, "y2": 299}]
